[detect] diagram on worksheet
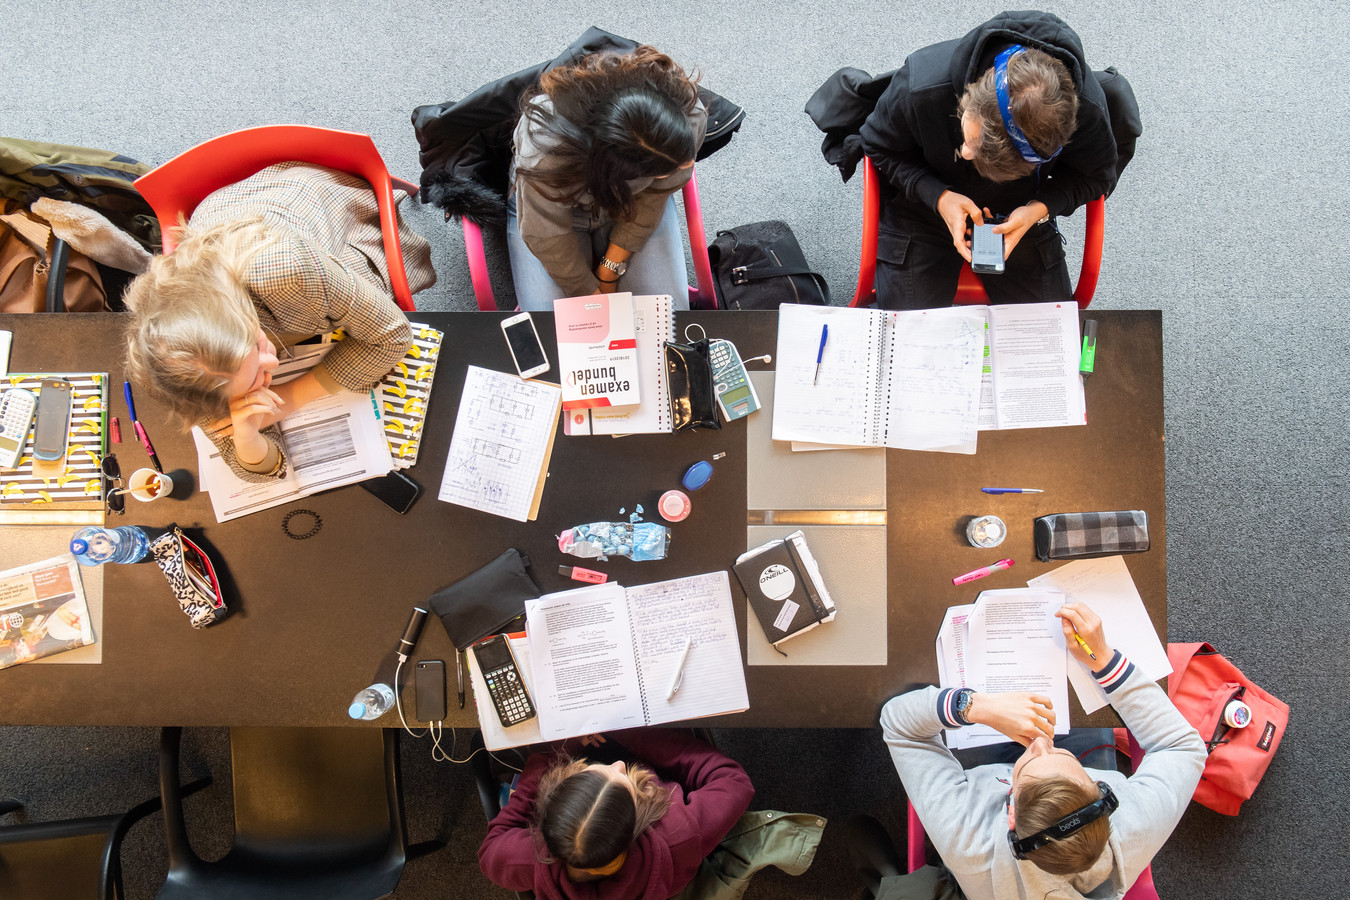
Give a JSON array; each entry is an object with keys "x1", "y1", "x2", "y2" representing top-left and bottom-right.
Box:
[{"x1": 438, "y1": 366, "x2": 561, "y2": 522}]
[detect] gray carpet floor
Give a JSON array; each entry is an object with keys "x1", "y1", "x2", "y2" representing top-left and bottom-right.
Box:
[{"x1": 3, "y1": 2, "x2": 1346, "y2": 897}]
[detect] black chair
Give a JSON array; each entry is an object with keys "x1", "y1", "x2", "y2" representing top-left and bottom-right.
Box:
[
  {"x1": 0, "y1": 782, "x2": 203, "y2": 900},
  {"x1": 157, "y1": 726, "x2": 443, "y2": 900}
]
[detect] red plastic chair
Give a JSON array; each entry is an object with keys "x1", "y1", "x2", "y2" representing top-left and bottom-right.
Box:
[
  {"x1": 133, "y1": 125, "x2": 421, "y2": 312},
  {"x1": 905, "y1": 731, "x2": 1158, "y2": 899},
  {"x1": 851, "y1": 156, "x2": 1103, "y2": 310},
  {"x1": 463, "y1": 166, "x2": 719, "y2": 311}
]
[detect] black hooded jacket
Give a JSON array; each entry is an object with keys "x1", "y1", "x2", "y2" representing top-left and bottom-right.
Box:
[{"x1": 816, "y1": 12, "x2": 1119, "y2": 230}]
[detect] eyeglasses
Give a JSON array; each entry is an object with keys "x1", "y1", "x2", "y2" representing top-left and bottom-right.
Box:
[{"x1": 100, "y1": 455, "x2": 124, "y2": 516}]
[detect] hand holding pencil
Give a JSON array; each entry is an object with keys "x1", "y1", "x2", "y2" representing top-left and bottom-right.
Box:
[{"x1": 1055, "y1": 602, "x2": 1113, "y2": 669}]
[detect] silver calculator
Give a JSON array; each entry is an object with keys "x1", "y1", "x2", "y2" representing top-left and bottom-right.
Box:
[
  {"x1": 710, "y1": 339, "x2": 761, "y2": 422},
  {"x1": 0, "y1": 388, "x2": 37, "y2": 469}
]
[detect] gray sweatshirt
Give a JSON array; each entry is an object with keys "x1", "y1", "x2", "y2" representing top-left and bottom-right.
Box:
[{"x1": 881, "y1": 654, "x2": 1205, "y2": 899}]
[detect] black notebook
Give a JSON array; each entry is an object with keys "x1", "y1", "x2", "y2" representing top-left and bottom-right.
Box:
[{"x1": 733, "y1": 530, "x2": 837, "y2": 648}]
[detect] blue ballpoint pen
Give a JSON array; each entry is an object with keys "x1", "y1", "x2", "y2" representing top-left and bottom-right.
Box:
[
  {"x1": 813, "y1": 324, "x2": 829, "y2": 385},
  {"x1": 981, "y1": 488, "x2": 1043, "y2": 494},
  {"x1": 123, "y1": 381, "x2": 137, "y2": 421}
]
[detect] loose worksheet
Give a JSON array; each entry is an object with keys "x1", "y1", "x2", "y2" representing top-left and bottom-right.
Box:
[
  {"x1": 1028, "y1": 555, "x2": 1172, "y2": 713},
  {"x1": 437, "y1": 366, "x2": 560, "y2": 522},
  {"x1": 526, "y1": 583, "x2": 646, "y2": 740}
]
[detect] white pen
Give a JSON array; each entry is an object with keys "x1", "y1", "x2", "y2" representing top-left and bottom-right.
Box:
[{"x1": 666, "y1": 637, "x2": 693, "y2": 700}]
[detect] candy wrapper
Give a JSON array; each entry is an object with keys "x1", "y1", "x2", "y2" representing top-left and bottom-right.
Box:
[{"x1": 559, "y1": 521, "x2": 670, "y2": 562}]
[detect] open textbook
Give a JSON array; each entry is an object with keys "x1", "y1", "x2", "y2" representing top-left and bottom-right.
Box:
[
  {"x1": 937, "y1": 589, "x2": 1070, "y2": 749},
  {"x1": 772, "y1": 302, "x2": 1084, "y2": 454},
  {"x1": 192, "y1": 344, "x2": 392, "y2": 522},
  {"x1": 470, "y1": 572, "x2": 748, "y2": 750}
]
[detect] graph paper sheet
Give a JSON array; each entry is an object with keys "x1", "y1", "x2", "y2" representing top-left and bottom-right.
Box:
[{"x1": 437, "y1": 366, "x2": 561, "y2": 522}]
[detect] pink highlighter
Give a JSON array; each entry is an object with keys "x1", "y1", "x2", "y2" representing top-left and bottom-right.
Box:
[{"x1": 952, "y1": 558, "x2": 1015, "y2": 586}]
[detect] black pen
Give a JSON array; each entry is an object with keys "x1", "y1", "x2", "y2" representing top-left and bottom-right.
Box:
[{"x1": 457, "y1": 650, "x2": 465, "y2": 709}]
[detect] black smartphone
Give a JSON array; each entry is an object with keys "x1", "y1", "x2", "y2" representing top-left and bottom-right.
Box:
[
  {"x1": 471, "y1": 634, "x2": 536, "y2": 727},
  {"x1": 970, "y1": 223, "x2": 1005, "y2": 275},
  {"x1": 359, "y1": 470, "x2": 422, "y2": 514},
  {"x1": 415, "y1": 659, "x2": 447, "y2": 723},
  {"x1": 32, "y1": 378, "x2": 72, "y2": 462}
]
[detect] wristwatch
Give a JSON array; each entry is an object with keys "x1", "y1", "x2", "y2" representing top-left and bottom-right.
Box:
[
  {"x1": 599, "y1": 256, "x2": 628, "y2": 279},
  {"x1": 954, "y1": 688, "x2": 976, "y2": 726}
]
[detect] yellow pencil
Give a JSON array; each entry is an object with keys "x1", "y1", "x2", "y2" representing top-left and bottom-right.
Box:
[{"x1": 1071, "y1": 630, "x2": 1097, "y2": 662}]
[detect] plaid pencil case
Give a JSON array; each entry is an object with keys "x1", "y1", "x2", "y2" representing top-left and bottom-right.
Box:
[{"x1": 1034, "y1": 510, "x2": 1150, "y2": 562}]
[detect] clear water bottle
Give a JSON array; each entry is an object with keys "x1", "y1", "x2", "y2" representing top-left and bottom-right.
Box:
[
  {"x1": 70, "y1": 525, "x2": 151, "y2": 566},
  {"x1": 348, "y1": 683, "x2": 395, "y2": 720}
]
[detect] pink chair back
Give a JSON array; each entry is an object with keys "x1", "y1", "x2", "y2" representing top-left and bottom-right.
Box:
[{"x1": 461, "y1": 165, "x2": 719, "y2": 311}]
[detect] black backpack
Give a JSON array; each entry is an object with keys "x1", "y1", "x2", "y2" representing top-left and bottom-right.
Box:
[{"x1": 707, "y1": 221, "x2": 829, "y2": 310}]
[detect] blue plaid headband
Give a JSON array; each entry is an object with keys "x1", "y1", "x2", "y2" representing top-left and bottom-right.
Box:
[{"x1": 993, "y1": 45, "x2": 1063, "y2": 165}]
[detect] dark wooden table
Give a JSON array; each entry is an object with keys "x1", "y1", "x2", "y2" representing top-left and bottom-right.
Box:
[{"x1": 0, "y1": 310, "x2": 1164, "y2": 729}]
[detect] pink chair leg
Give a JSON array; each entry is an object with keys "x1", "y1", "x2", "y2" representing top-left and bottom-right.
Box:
[
  {"x1": 906, "y1": 800, "x2": 926, "y2": 873},
  {"x1": 682, "y1": 170, "x2": 718, "y2": 309},
  {"x1": 462, "y1": 219, "x2": 497, "y2": 312}
]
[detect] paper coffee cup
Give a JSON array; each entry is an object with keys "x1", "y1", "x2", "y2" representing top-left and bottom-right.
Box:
[{"x1": 128, "y1": 467, "x2": 173, "y2": 502}]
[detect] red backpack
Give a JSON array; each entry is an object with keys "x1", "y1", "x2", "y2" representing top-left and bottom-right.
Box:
[{"x1": 1166, "y1": 642, "x2": 1289, "y2": 815}]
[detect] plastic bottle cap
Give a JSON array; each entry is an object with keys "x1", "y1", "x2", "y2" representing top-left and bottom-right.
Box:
[
  {"x1": 683, "y1": 460, "x2": 714, "y2": 491},
  {"x1": 71, "y1": 539, "x2": 88, "y2": 554},
  {"x1": 348, "y1": 702, "x2": 366, "y2": 719},
  {"x1": 659, "y1": 490, "x2": 691, "y2": 522}
]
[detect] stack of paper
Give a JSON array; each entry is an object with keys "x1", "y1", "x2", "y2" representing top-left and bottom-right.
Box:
[{"x1": 936, "y1": 588, "x2": 1070, "y2": 749}]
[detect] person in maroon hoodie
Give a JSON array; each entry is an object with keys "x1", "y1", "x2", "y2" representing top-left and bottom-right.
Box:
[{"x1": 479, "y1": 728, "x2": 755, "y2": 899}]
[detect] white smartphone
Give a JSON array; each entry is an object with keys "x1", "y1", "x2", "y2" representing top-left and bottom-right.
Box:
[{"x1": 500, "y1": 312, "x2": 550, "y2": 379}]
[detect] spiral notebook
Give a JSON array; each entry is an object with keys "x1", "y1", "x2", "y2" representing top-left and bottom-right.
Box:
[
  {"x1": 519, "y1": 571, "x2": 748, "y2": 743},
  {"x1": 563, "y1": 294, "x2": 675, "y2": 436},
  {"x1": 0, "y1": 372, "x2": 109, "y2": 525}
]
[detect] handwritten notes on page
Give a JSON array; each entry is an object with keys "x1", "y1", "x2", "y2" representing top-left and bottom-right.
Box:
[
  {"x1": 1028, "y1": 555, "x2": 1171, "y2": 713},
  {"x1": 437, "y1": 366, "x2": 560, "y2": 522},
  {"x1": 772, "y1": 304, "x2": 985, "y2": 453}
]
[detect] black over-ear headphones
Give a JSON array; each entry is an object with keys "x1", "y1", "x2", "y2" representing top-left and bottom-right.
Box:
[{"x1": 1008, "y1": 781, "x2": 1119, "y2": 859}]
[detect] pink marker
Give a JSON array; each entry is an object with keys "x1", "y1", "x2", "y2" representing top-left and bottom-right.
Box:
[
  {"x1": 559, "y1": 565, "x2": 608, "y2": 584},
  {"x1": 952, "y1": 558, "x2": 1014, "y2": 586}
]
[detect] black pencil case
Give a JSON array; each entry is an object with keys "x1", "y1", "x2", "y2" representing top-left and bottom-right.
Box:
[
  {"x1": 664, "y1": 337, "x2": 721, "y2": 432},
  {"x1": 1034, "y1": 510, "x2": 1150, "y2": 562},
  {"x1": 427, "y1": 548, "x2": 540, "y2": 650}
]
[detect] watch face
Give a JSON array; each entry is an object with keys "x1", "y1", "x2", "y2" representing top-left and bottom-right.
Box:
[{"x1": 603, "y1": 258, "x2": 627, "y2": 276}]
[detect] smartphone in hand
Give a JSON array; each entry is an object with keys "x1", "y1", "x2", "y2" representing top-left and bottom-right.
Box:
[{"x1": 971, "y1": 223, "x2": 1005, "y2": 275}]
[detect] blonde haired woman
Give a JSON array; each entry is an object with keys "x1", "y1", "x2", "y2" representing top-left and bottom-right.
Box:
[{"x1": 124, "y1": 162, "x2": 435, "y2": 482}]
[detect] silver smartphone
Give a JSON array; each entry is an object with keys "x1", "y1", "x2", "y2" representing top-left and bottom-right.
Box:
[
  {"x1": 32, "y1": 378, "x2": 72, "y2": 461},
  {"x1": 970, "y1": 223, "x2": 1005, "y2": 275},
  {"x1": 501, "y1": 312, "x2": 550, "y2": 379}
]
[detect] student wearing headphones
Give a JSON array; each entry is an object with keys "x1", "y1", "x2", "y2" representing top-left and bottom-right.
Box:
[
  {"x1": 859, "y1": 12, "x2": 1119, "y2": 308},
  {"x1": 478, "y1": 728, "x2": 754, "y2": 900},
  {"x1": 852, "y1": 602, "x2": 1205, "y2": 900}
]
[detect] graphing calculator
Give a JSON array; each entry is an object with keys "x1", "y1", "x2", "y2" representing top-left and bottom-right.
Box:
[
  {"x1": 710, "y1": 339, "x2": 761, "y2": 422},
  {"x1": 471, "y1": 634, "x2": 536, "y2": 727},
  {"x1": 0, "y1": 388, "x2": 37, "y2": 470}
]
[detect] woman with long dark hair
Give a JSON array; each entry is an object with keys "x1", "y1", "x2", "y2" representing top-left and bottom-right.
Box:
[
  {"x1": 479, "y1": 728, "x2": 754, "y2": 899},
  {"x1": 507, "y1": 45, "x2": 706, "y2": 310}
]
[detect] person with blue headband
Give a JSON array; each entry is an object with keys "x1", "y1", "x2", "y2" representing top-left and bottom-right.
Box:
[{"x1": 856, "y1": 12, "x2": 1122, "y2": 309}]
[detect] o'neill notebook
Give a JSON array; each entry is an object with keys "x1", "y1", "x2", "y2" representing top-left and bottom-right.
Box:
[
  {"x1": 553, "y1": 292, "x2": 641, "y2": 412},
  {"x1": 734, "y1": 530, "x2": 838, "y2": 648}
]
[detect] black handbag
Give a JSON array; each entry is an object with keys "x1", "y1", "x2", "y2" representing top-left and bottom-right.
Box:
[
  {"x1": 427, "y1": 549, "x2": 541, "y2": 649},
  {"x1": 708, "y1": 220, "x2": 829, "y2": 310}
]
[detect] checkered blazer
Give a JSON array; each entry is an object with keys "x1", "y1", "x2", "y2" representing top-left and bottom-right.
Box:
[
  {"x1": 192, "y1": 162, "x2": 435, "y2": 394},
  {"x1": 192, "y1": 162, "x2": 436, "y2": 482}
]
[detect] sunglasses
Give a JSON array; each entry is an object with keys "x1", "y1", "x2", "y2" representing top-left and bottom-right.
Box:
[{"x1": 100, "y1": 455, "x2": 125, "y2": 516}]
